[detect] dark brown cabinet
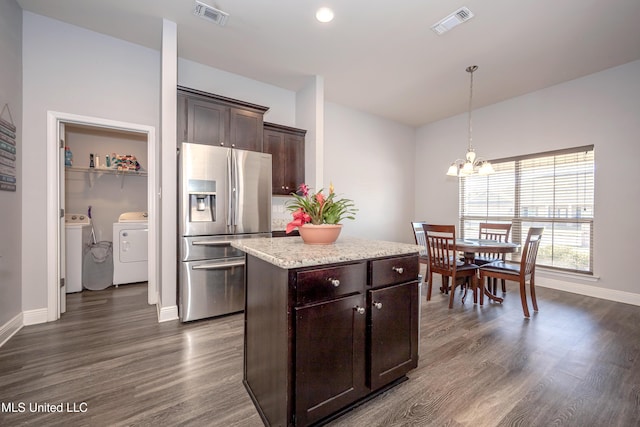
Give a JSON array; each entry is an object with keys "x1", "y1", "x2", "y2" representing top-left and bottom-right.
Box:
[
  {"x1": 177, "y1": 86, "x2": 268, "y2": 152},
  {"x1": 295, "y1": 293, "x2": 367, "y2": 426},
  {"x1": 369, "y1": 281, "x2": 419, "y2": 390},
  {"x1": 263, "y1": 122, "x2": 306, "y2": 195},
  {"x1": 243, "y1": 253, "x2": 419, "y2": 426}
]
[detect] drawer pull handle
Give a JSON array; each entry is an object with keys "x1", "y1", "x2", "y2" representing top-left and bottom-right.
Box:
[
  {"x1": 192, "y1": 240, "x2": 232, "y2": 246},
  {"x1": 373, "y1": 301, "x2": 383, "y2": 310},
  {"x1": 192, "y1": 260, "x2": 244, "y2": 270},
  {"x1": 328, "y1": 278, "x2": 340, "y2": 287},
  {"x1": 392, "y1": 266, "x2": 404, "y2": 274},
  {"x1": 354, "y1": 306, "x2": 366, "y2": 315}
]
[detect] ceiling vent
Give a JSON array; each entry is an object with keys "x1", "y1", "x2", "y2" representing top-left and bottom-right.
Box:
[
  {"x1": 431, "y1": 7, "x2": 474, "y2": 35},
  {"x1": 193, "y1": 1, "x2": 229, "y2": 26}
]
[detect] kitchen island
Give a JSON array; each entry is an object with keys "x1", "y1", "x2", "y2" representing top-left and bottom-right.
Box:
[{"x1": 231, "y1": 236, "x2": 422, "y2": 427}]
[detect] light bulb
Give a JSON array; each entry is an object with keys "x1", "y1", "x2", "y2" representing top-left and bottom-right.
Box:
[
  {"x1": 479, "y1": 162, "x2": 495, "y2": 175},
  {"x1": 461, "y1": 161, "x2": 474, "y2": 175}
]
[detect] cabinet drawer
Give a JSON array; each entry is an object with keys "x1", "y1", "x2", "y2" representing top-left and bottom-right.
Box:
[
  {"x1": 370, "y1": 255, "x2": 419, "y2": 288},
  {"x1": 296, "y1": 262, "x2": 366, "y2": 305}
]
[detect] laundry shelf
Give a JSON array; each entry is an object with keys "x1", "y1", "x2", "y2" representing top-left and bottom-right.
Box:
[
  {"x1": 66, "y1": 166, "x2": 147, "y2": 189},
  {"x1": 65, "y1": 166, "x2": 147, "y2": 177}
]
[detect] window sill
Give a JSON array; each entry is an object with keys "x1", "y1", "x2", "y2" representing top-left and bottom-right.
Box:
[{"x1": 536, "y1": 266, "x2": 600, "y2": 283}]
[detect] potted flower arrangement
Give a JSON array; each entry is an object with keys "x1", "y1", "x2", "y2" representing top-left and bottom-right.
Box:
[{"x1": 286, "y1": 183, "x2": 357, "y2": 244}]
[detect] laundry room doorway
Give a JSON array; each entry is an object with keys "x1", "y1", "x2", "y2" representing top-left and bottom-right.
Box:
[{"x1": 46, "y1": 111, "x2": 157, "y2": 321}]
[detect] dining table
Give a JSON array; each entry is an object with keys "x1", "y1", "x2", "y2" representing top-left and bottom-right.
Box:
[{"x1": 455, "y1": 238, "x2": 520, "y2": 303}]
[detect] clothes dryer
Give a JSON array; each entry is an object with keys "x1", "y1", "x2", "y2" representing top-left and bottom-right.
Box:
[{"x1": 113, "y1": 212, "x2": 148, "y2": 285}]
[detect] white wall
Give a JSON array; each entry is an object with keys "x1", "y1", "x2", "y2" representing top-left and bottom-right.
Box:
[
  {"x1": 325, "y1": 102, "x2": 416, "y2": 243},
  {"x1": 415, "y1": 60, "x2": 640, "y2": 296},
  {"x1": 22, "y1": 12, "x2": 160, "y2": 312},
  {"x1": 297, "y1": 76, "x2": 324, "y2": 190},
  {"x1": 178, "y1": 58, "x2": 296, "y2": 126},
  {"x1": 0, "y1": 0, "x2": 22, "y2": 332}
]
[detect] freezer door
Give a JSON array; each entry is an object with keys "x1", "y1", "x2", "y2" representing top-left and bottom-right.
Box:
[
  {"x1": 179, "y1": 257, "x2": 245, "y2": 322},
  {"x1": 180, "y1": 143, "x2": 231, "y2": 236},
  {"x1": 232, "y1": 149, "x2": 272, "y2": 234}
]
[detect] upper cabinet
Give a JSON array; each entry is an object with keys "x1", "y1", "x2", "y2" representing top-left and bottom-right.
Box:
[
  {"x1": 263, "y1": 122, "x2": 306, "y2": 196},
  {"x1": 177, "y1": 86, "x2": 268, "y2": 152}
]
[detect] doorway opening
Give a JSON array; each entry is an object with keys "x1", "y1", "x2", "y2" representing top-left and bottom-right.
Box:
[{"x1": 46, "y1": 111, "x2": 157, "y2": 322}]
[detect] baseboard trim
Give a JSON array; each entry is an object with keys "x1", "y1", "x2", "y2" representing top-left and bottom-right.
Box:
[
  {"x1": 23, "y1": 308, "x2": 49, "y2": 326},
  {"x1": 537, "y1": 276, "x2": 640, "y2": 307},
  {"x1": 157, "y1": 304, "x2": 179, "y2": 322},
  {"x1": 0, "y1": 313, "x2": 23, "y2": 348}
]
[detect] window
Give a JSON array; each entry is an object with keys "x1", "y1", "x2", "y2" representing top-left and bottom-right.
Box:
[{"x1": 459, "y1": 145, "x2": 595, "y2": 274}]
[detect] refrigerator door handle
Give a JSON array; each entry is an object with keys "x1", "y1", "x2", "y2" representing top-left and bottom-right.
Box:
[
  {"x1": 227, "y1": 150, "x2": 234, "y2": 230},
  {"x1": 192, "y1": 260, "x2": 245, "y2": 270},
  {"x1": 233, "y1": 150, "x2": 240, "y2": 229},
  {"x1": 191, "y1": 240, "x2": 233, "y2": 247}
]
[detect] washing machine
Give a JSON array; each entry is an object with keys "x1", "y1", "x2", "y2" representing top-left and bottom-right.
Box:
[
  {"x1": 65, "y1": 213, "x2": 92, "y2": 293},
  {"x1": 113, "y1": 212, "x2": 148, "y2": 285}
]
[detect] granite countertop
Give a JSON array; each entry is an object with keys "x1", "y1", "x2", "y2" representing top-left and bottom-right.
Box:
[{"x1": 231, "y1": 236, "x2": 422, "y2": 269}]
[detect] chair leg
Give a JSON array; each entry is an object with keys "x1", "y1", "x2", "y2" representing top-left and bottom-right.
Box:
[
  {"x1": 530, "y1": 277, "x2": 539, "y2": 312},
  {"x1": 501, "y1": 279, "x2": 506, "y2": 293},
  {"x1": 472, "y1": 275, "x2": 478, "y2": 304},
  {"x1": 519, "y1": 278, "x2": 530, "y2": 318},
  {"x1": 478, "y1": 274, "x2": 484, "y2": 306},
  {"x1": 448, "y1": 276, "x2": 456, "y2": 309},
  {"x1": 426, "y1": 272, "x2": 433, "y2": 301},
  {"x1": 460, "y1": 277, "x2": 468, "y2": 304},
  {"x1": 441, "y1": 276, "x2": 450, "y2": 294}
]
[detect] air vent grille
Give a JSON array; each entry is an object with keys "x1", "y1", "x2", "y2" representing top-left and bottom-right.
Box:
[
  {"x1": 431, "y1": 7, "x2": 474, "y2": 35},
  {"x1": 193, "y1": 0, "x2": 229, "y2": 26}
]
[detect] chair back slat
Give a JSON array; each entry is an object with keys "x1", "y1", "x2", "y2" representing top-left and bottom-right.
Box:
[
  {"x1": 521, "y1": 227, "x2": 544, "y2": 276},
  {"x1": 478, "y1": 222, "x2": 512, "y2": 261}
]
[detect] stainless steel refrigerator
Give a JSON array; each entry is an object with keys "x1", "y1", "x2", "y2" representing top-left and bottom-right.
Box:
[{"x1": 178, "y1": 142, "x2": 272, "y2": 322}]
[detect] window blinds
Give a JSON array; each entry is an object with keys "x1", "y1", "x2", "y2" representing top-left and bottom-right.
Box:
[{"x1": 459, "y1": 145, "x2": 595, "y2": 273}]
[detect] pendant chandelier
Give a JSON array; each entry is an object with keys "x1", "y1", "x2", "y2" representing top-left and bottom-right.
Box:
[{"x1": 446, "y1": 65, "x2": 494, "y2": 177}]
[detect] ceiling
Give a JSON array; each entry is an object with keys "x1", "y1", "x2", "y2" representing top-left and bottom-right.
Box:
[{"x1": 16, "y1": 0, "x2": 640, "y2": 127}]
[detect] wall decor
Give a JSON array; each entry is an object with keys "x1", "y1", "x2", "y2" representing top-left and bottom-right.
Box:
[{"x1": 0, "y1": 103, "x2": 16, "y2": 191}]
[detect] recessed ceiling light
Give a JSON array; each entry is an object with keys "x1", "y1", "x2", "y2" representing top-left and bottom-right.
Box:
[{"x1": 316, "y1": 7, "x2": 334, "y2": 23}]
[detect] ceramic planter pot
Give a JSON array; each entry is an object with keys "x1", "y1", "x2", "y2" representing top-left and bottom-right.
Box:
[{"x1": 298, "y1": 224, "x2": 343, "y2": 245}]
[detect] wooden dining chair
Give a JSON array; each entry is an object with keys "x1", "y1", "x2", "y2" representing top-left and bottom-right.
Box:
[
  {"x1": 477, "y1": 222, "x2": 512, "y2": 294},
  {"x1": 423, "y1": 224, "x2": 479, "y2": 309},
  {"x1": 411, "y1": 222, "x2": 429, "y2": 274},
  {"x1": 479, "y1": 227, "x2": 544, "y2": 317}
]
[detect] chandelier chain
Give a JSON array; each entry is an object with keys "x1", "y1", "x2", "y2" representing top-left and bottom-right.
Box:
[{"x1": 467, "y1": 65, "x2": 476, "y2": 151}]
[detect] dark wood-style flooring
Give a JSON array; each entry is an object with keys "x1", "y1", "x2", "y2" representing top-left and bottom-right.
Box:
[{"x1": 1, "y1": 277, "x2": 639, "y2": 426}]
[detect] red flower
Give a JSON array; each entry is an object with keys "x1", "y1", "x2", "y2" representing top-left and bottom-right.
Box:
[
  {"x1": 286, "y1": 208, "x2": 311, "y2": 234},
  {"x1": 299, "y1": 183, "x2": 309, "y2": 197},
  {"x1": 315, "y1": 192, "x2": 325, "y2": 206}
]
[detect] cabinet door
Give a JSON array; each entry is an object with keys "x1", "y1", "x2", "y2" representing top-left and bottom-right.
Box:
[
  {"x1": 295, "y1": 293, "x2": 367, "y2": 426},
  {"x1": 263, "y1": 129, "x2": 286, "y2": 194},
  {"x1": 230, "y1": 108, "x2": 263, "y2": 151},
  {"x1": 369, "y1": 281, "x2": 419, "y2": 390},
  {"x1": 186, "y1": 98, "x2": 227, "y2": 146},
  {"x1": 284, "y1": 133, "x2": 305, "y2": 194}
]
